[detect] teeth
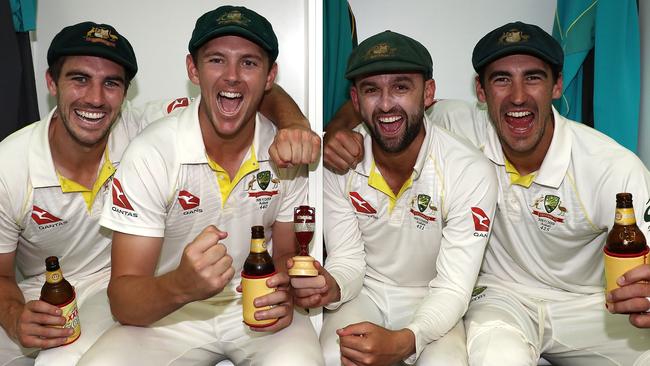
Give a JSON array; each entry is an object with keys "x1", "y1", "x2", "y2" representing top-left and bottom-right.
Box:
[
  {"x1": 378, "y1": 116, "x2": 400, "y2": 123},
  {"x1": 506, "y1": 111, "x2": 532, "y2": 118},
  {"x1": 219, "y1": 91, "x2": 242, "y2": 98},
  {"x1": 75, "y1": 110, "x2": 105, "y2": 120}
]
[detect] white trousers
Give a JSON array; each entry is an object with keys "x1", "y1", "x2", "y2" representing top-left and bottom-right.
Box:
[
  {"x1": 0, "y1": 268, "x2": 113, "y2": 366},
  {"x1": 78, "y1": 298, "x2": 324, "y2": 366},
  {"x1": 321, "y1": 282, "x2": 468, "y2": 366},
  {"x1": 465, "y1": 284, "x2": 650, "y2": 366}
]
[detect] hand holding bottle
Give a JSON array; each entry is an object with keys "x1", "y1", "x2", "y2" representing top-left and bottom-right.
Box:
[{"x1": 607, "y1": 264, "x2": 650, "y2": 328}]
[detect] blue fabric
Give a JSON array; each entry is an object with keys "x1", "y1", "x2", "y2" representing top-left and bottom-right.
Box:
[
  {"x1": 10, "y1": 0, "x2": 36, "y2": 32},
  {"x1": 553, "y1": 0, "x2": 641, "y2": 153},
  {"x1": 323, "y1": 0, "x2": 354, "y2": 127}
]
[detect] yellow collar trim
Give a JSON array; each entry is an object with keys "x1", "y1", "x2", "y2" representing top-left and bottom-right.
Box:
[
  {"x1": 207, "y1": 145, "x2": 258, "y2": 206},
  {"x1": 504, "y1": 158, "x2": 536, "y2": 188},
  {"x1": 367, "y1": 161, "x2": 413, "y2": 213},
  {"x1": 57, "y1": 151, "x2": 116, "y2": 211}
]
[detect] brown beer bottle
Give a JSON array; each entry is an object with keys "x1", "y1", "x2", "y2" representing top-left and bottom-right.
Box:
[
  {"x1": 241, "y1": 226, "x2": 278, "y2": 328},
  {"x1": 41, "y1": 256, "x2": 81, "y2": 345},
  {"x1": 604, "y1": 193, "x2": 649, "y2": 296}
]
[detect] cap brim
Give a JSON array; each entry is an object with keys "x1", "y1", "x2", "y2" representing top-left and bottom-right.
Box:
[
  {"x1": 52, "y1": 47, "x2": 137, "y2": 79},
  {"x1": 474, "y1": 45, "x2": 561, "y2": 71}
]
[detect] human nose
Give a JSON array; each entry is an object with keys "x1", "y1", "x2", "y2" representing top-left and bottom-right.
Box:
[
  {"x1": 84, "y1": 82, "x2": 105, "y2": 107},
  {"x1": 510, "y1": 81, "x2": 526, "y2": 105},
  {"x1": 223, "y1": 62, "x2": 240, "y2": 84},
  {"x1": 378, "y1": 89, "x2": 394, "y2": 112}
]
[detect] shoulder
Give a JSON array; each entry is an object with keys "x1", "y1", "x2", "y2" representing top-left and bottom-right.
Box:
[{"x1": 0, "y1": 121, "x2": 37, "y2": 179}]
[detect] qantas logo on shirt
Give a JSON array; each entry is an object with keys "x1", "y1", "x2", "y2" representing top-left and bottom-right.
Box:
[
  {"x1": 471, "y1": 207, "x2": 490, "y2": 237},
  {"x1": 31, "y1": 206, "x2": 68, "y2": 230},
  {"x1": 166, "y1": 97, "x2": 189, "y2": 113},
  {"x1": 111, "y1": 178, "x2": 138, "y2": 217},
  {"x1": 349, "y1": 192, "x2": 377, "y2": 215},
  {"x1": 178, "y1": 190, "x2": 203, "y2": 215}
]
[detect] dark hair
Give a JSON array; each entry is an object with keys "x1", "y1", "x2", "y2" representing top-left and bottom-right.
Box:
[
  {"x1": 46, "y1": 56, "x2": 131, "y2": 91},
  {"x1": 189, "y1": 44, "x2": 275, "y2": 72}
]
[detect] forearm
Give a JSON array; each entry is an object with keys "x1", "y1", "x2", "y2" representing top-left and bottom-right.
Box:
[
  {"x1": 260, "y1": 84, "x2": 309, "y2": 129},
  {"x1": 107, "y1": 271, "x2": 187, "y2": 326},
  {"x1": 0, "y1": 276, "x2": 25, "y2": 339}
]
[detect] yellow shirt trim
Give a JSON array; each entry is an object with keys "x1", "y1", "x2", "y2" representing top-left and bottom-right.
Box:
[
  {"x1": 207, "y1": 145, "x2": 258, "y2": 206},
  {"x1": 504, "y1": 158, "x2": 536, "y2": 188},
  {"x1": 57, "y1": 151, "x2": 116, "y2": 211},
  {"x1": 367, "y1": 161, "x2": 413, "y2": 213}
]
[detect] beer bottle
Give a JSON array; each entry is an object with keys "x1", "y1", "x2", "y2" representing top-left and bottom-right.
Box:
[
  {"x1": 40, "y1": 256, "x2": 81, "y2": 344},
  {"x1": 604, "y1": 193, "x2": 649, "y2": 297},
  {"x1": 241, "y1": 226, "x2": 278, "y2": 328}
]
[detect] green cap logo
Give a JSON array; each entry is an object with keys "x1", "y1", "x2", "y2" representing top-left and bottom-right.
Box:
[
  {"x1": 85, "y1": 27, "x2": 118, "y2": 47},
  {"x1": 217, "y1": 10, "x2": 251, "y2": 26},
  {"x1": 499, "y1": 29, "x2": 530, "y2": 44},
  {"x1": 544, "y1": 195, "x2": 560, "y2": 213}
]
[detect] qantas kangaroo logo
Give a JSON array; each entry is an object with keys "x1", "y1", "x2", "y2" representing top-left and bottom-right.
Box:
[
  {"x1": 112, "y1": 178, "x2": 134, "y2": 210},
  {"x1": 349, "y1": 192, "x2": 377, "y2": 215},
  {"x1": 178, "y1": 190, "x2": 200, "y2": 210},
  {"x1": 166, "y1": 97, "x2": 189, "y2": 113},
  {"x1": 31, "y1": 206, "x2": 62, "y2": 224},
  {"x1": 471, "y1": 207, "x2": 490, "y2": 232}
]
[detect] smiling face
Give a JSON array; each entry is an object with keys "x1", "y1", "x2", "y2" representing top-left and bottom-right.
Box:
[
  {"x1": 187, "y1": 35, "x2": 277, "y2": 142},
  {"x1": 476, "y1": 54, "x2": 562, "y2": 164},
  {"x1": 46, "y1": 55, "x2": 127, "y2": 148},
  {"x1": 350, "y1": 72, "x2": 434, "y2": 153}
]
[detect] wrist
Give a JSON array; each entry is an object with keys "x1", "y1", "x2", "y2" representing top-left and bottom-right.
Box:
[{"x1": 396, "y1": 328, "x2": 416, "y2": 360}]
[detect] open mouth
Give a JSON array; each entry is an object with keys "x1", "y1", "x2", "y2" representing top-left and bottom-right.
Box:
[
  {"x1": 217, "y1": 91, "x2": 243, "y2": 116},
  {"x1": 505, "y1": 110, "x2": 534, "y2": 134},
  {"x1": 74, "y1": 109, "x2": 106, "y2": 124},
  {"x1": 377, "y1": 115, "x2": 404, "y2": 135}
]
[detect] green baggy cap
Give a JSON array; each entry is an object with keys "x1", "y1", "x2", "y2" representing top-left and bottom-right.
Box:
[
  {"x1": 345, "y1": 30, "x2": 432, "y2": 81},
  {"x1": 47, "y1": 21, "x2": 138, "y2": 80},
  {"x1": 188, "y1": 5, "x2": 278, "y2": 63}
]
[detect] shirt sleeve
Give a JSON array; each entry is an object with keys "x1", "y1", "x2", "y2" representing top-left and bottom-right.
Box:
[
  {"x1": 120, "y1": 97, "x2": 192, "y2": 133},
  {"x1": 0, "y1": 176, "x2": 21, "y2": 253},
  {"x1": 405, "y1": 147, "x2": 498, "y2": 363},
  {"x1": 100, "y1": 132, "x2": 173, "y2": 238},
  {"x1": 323, "y1": 169, "x2": 366, "y2": 310}
]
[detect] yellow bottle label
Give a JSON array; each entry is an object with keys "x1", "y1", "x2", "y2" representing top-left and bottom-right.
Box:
[
  {"x1": 45, "y1": 269, "x2": 63, "y2": 284},
  {"x1": 57, "y1": 291, "x2": 81, "y2": 345},
  {"x1": 604, "y1": 251, "x2": 648, "y2": 294},
  {"x1": 241, "y1": 274, "x2": 277, "y2": 328},
  {"x1": 250, "y1": 238, "x2": 267, "y2": 254},
  {"x1": 614, "y1": 208, "x2": 636, "y2": 226}
]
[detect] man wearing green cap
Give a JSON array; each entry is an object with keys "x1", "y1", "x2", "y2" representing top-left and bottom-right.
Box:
[
  {"x1": 0, "y1": 21, "x2": 145, "y2": 366},
  {"x1": 292, "y1": 30, "x2": 497, "y2": 365},
  {"x1": 323, "y1": 21, "x2": 650, "y2": 365},
  {"x1": 77, "y1": 6, "x2": 323, "y2": 365}
]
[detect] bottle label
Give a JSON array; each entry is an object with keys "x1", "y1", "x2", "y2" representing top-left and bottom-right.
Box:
[
  {"x1": 57, "y1": 290, "x2": 81, "y2": 345},
  {"x1": 603, "y1": 248, "x2": 648, "y2": 294},
  {"x1": 249, "y1": 238, "x2": 267, "y2": 254},
  {"x1": 45, "y1": 269, "x2": 63, "y2": 284},
  {"x1": 614, "y1": 208, "x2": 636, "y2": 226},
  {"x1": 241, "y1": 272, "x2": 278, "y2": 328}
]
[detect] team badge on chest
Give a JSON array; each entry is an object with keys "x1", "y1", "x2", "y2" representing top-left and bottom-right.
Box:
[
  {"x1": 246, "y1": 170, "x2": 280, "y2": 210},
  {"x1": 409, "y1": 194, "x2": 437, "y2": 230},
  {"x1": 530, "y1": 194, "x2": 567, "y2": 232}
]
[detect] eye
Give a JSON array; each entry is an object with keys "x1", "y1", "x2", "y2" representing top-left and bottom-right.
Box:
[
  {"x1": 104, "y1": 80, "x2": 123, "y2": 89},
  {"x1": 492, "y1": 76, "x2": 510, "y2": 86},
  {"x1": 71, "y1": 76, "x2": 88, "y2": 84},
  {"x1": 394, "y1": 83, "x2": 410, "y2": 92},
  {"x1": 362, "y1": 86, "x2": 378, "y2": 94},
  {"x1": 208, "y1": 57, "x2": 224, "y2": 64},
  {"x1": 525, "y1": 74, "x2": 544, "y2": 82},
  {"x1": 242, "y1": 59, "x2": 259, "y2": 68}
]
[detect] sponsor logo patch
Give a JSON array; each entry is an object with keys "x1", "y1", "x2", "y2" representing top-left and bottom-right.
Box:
[
  {"x1": 178, "y1": 190, "x2": 203, "y2": 215},
  {"x1": 471, "y1": 207, "x2": 491, "y2": 232},
  {"x1": 245, "y1": 170, "x2": 280, "y2": 209},
  {"x1": 471, "y1": 286, "x2": 487, "y2": 301},
  {"x1": 530, "y1": 194, "x2": 567, "y2": 232},
  {"x1": 166, "y1": 97, "x2": 189, "y2": 113},
  {"x1": 349, "y1": 192, "x2": 377, "y2": 215},
  {"x1": 111, "y1": 178, "x2": 138, "y2": 217},
  {"x1": 31, "y1": 206, "x2": 68, "y2": 230}
]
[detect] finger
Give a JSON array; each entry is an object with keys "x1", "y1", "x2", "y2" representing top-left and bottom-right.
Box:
[
  {"x1": 22, "y1": 312, "x2": 67, "y2": 327},
  {"x1": 608, "y1": 282, "x2": 650, "y2": 302},
  {"x1": 618, "y1": 264, "x2": 650, "y2": 286},
  {"x1": 339, "y1": 338, "x2": 368, "y2": 363},
  {"x1": 197, "y1": 243, "x2": 229, "y2": 269},
  {"x1": 188, "y1": 226, "x2": 228, "y2": 253},
  {"x1": 25, "y1": 300, "x2": 64, "y2": 317},
  {"x1": 23, "y1": 322, "x2": 73, "y2": 339},
  {"x1": 291, "y1": 275, "x2": 327, "y2": 289},
  {"x1": 629, "y1": 313, "x2": 650, "y2": 328},
  {"x1": 249, "y1": 310, "x2": 292, "y2": 333},
  {"x1": 294, "y1": 293, "x2": 326, "y2": 308},
  {"x1": 268, "y1": 144, "x2": 285, "y2": 167},
  {"x1": 608, "y1": 297, "x2": 650, "y2": 314},
  {"x1": 337, "y1": 322, "x2": 371, "y2": 337},
  {"x1": 310, "y1": 134, "x2": 321, "y2": 164},
  {"x1": 21, "y1": 334, "x2": 70, "y2": 349},
  {"x1": 254, "y1": 288, "x2": 290, "y2": 307},
  {"x1": 210, "y1": 253, "x2": 234, "y2": 277},
  {"x1": 266, "y1": 272, "x2": 290, "y2": 288},
  {"x1": 254, "y1": 302, "x2": 290, "y2": 322}
]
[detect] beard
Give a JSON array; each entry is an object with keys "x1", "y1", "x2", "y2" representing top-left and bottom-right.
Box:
[{"x1": 366, "y1": 105, "x2": 424, "y2": 153}]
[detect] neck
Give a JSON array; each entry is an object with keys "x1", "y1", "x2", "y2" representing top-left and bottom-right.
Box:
[
  {"x1": 372, "y1": 126, "x2": 425, "y2": 195},
  {"x1": 199, "y1": 107, "x2": 255, "y2": 178},
  {"x1": 503, "y1": 116, "x2": 555, "y2": 176},
  {"x1": 49, "y1": 115, "x2": 106, "y2": 188}
]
